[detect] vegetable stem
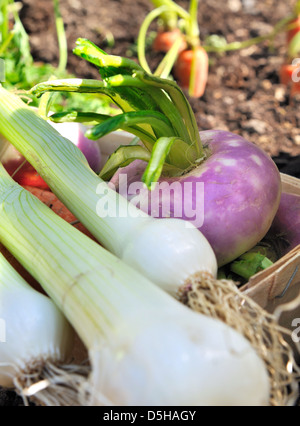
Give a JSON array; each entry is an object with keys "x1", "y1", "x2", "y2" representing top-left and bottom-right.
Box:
[
  {"x1": 50, "y1": 111, "x2": 157, "y2": 149},
  {"x1": 154, "y1": 35, "x2": 185, "y2": 78},
  {"x1": 150, "y1": 0, "x2": 190, "y2": 22},
  {"x1": 104, "y1": 73, "x2": 191, "y2": 143},
  {"x1": 187, "y1": 0, "x2": 200, "y2": 42},
  {"x1": 204, "y1": 15, "x2": 294, "y2": 53},
  {"x1": 137, "y1": 5, "x2": 170, "y2": 73},
  {"x1": 85, "y1": 110, "x2": 175, "y2": 141},
  {"x1": 0, "y1": 0, "x2": 10, "y2": 44},
  {"x1": 0, "y1": 31, "x2": 14, "y2": 56},
  {"x1": 137, "y1": 72, "x2": 203, "y2": 157},
  {"x1": 230, "y1": 252, "x2": 273, "y2": 281},
  {"x1": 0, "y1": 86, "x2": 149, "y2": 255},
  {"x1": 0, "y1": 162, "x2": 162, "y2": 347},
  {"x1": 53, "y1": 0, "x2": 68, "y2": 73},
  {"x1": 33, "y1": 39, "x2": 205, "y2": 182}
]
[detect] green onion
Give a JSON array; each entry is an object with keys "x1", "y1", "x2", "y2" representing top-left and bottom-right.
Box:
[
  {"x1": 0, "y1": 85, "x2": 217, "y2": 298},
  {"x1": 0, "y1": 250, "x2": 85, "y2": 406},
  {"x1": 0, "y1": 156, "x2": 270, "y2": 405}
]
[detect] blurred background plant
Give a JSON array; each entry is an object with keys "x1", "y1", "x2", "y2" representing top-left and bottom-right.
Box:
[
  {"x1": 0, "y1": 0, "x2": 114, "y2": 113},
  {"x1": 279, "y1": 0, "x2": 300, "y2": 97},
  {"x1": 136, "y1": 0, "x2": 300, "y2": 99}
]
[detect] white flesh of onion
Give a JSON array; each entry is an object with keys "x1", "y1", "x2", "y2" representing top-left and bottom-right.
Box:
[
  {"x1": 0, "y1": 165, "x2": 270, "y2": 406},
  {"x1": 0, "y1": 253, "x2": 74, "y2": 388}
]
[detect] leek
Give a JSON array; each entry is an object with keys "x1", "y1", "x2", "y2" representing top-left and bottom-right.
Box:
[
  {"x1": 0, "y1": 159, "x2": 270, "y2": 406},
  {"x1": 0, "y1": 85, "x2": 217, "y2": 297}
]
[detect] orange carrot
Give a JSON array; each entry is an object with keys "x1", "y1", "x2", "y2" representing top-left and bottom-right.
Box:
[
  {"x1": 12, "y1": 162, "x2": 50, "y2": 190},
  {"x1": 279, "y1": 63, "x2": 297, "y2": 85},
  {"x1": 153, "y1": 28, "x2": 186, "y2": 53},
  {"x1": 287, "y1": 16, "x2": 300, "y2": 44},
  {"x1": 173, "y1": 46, "x2": 209, "y2": 98},
  {"x1": 291, "y1": 81, "x2": 300, "y2": 96}
]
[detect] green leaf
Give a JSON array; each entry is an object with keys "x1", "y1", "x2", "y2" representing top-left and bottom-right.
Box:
[
  {"x1": 51, "y1": 111, "x2": 157, "y2": 149},
  {"x1": 137, "y1": 5, "x2": 171, "y2": 73},
  {"x1": 73, "y1": 38, "x2": 143, "y2": 78},
  {"x1": 167, "y1": 138, "x2": 198, "y2": 169},
  {"x1": 74, "y1": 39, "x2": 159, "y2": 113},
  {"x1": 288, "y1": 30, "x2": 300, "y2": 58},
  {"x1": 104, "y1": 73, "x2": 191, "y2": 143},
  {"x1": 12, "y1": 9, "x2": 33, "y2": 67},
  {"x1": 136, "y1": 72, "x2": 202, "y2": 152},
  {"x1": 30, "y1": 78, "x2": 107, "y2": 97},
  {"x1": 29, "y1": 78, "x2": 132, "y2": 113},
  {"x1": 50, "y1": 111, "x2": 112, "y2": 125},
  {"x1": 142, "y1": 136, "x2": 183, "y2": 189},
  {"x1": 99, "y1": 145, "x2": 151, "y2": 181},
  {"x1": 230, "y1": 252, "x2": 273, "y2": 281},
  {"x1": 85, "y1": 110, "x2": 175, "y2": 141}
]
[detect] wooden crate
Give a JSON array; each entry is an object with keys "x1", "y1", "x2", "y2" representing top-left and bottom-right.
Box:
[{"x1": 241, "y1": 174, "x2": 300, "y2": 346}]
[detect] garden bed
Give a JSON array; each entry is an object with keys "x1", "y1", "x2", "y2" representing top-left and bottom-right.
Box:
[
  {"x1": 1, "y1": 0, "x2": 300, "y2": 406},
  {"x1": 19, "y1": 0, "x2": 300, "y2": 160}
]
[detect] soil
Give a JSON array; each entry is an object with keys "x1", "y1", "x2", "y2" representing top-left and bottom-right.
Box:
[
  {"x1": 18, "y1": 0, "x2": 300, "y2": 163},
  {"x1": 1, "y1": 0, "x2": 300, "y2": 406}
]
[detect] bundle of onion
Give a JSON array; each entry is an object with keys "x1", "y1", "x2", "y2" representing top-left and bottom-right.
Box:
[
  {"x1": 0, "y1": 250, "x2": 89, "y2": 406},
  {"x1": 0, "y1": 86, "x2": 299, "y2": 406}
]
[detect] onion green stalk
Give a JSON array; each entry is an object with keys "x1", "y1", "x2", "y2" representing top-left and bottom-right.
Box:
[
  {"x1": 0, "y1": 85, "x2": 217, "y2": 297},
  {"x1": 0, "y1": 250, "x2": 86, "y2": 406},
  {"x1": 0, "y1": 160, "x2": 270, "y2": 405}
]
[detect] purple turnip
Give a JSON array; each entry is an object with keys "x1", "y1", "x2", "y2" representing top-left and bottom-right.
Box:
[
  {"x1": 110, "y1": 130, "x2": 281, "y2": 266},
  {"x1": 0, "y1": 119, "x2": 102, "y2": 188},
  {"x1": 28, "y1": 40, "x2": 282, "y2": 268},
  {"x1": 267, "y1": 192, "x2": 300, "y2": 256},
  {"x1": 49, "y1": 121, "x2": 102, "y2": 174}
]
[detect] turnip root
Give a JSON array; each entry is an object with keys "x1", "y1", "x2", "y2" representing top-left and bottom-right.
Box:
[
  {"x1": 49, "y1": 121, "x2": 102, "y2": 174},
  {"x1": 268, "y1": 192, "x2": 300, "y2": 256},
  {"x1": 28, "y1": 42, "x2": 282, "y2": 266},
  {"x1": 110, "y1": 130, "x2": 281, "y2": 266}
]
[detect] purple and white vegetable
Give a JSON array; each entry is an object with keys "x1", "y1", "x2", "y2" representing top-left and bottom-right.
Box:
[
  {"x1": 19, "y1": 39, "x2": 281, "y2": 288},
  {"x1": 49, "y1": 121, "x2": 102, "y2": 174},
  {"x1": 268, "y1": 191, "x2": 300, "y2": 256},
  {"x1": 0, "y1": 117, "x2": 102, "y2": 179},
  {"x1": 110, "y1": 130, "x2": 281, "y2": 266}
]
